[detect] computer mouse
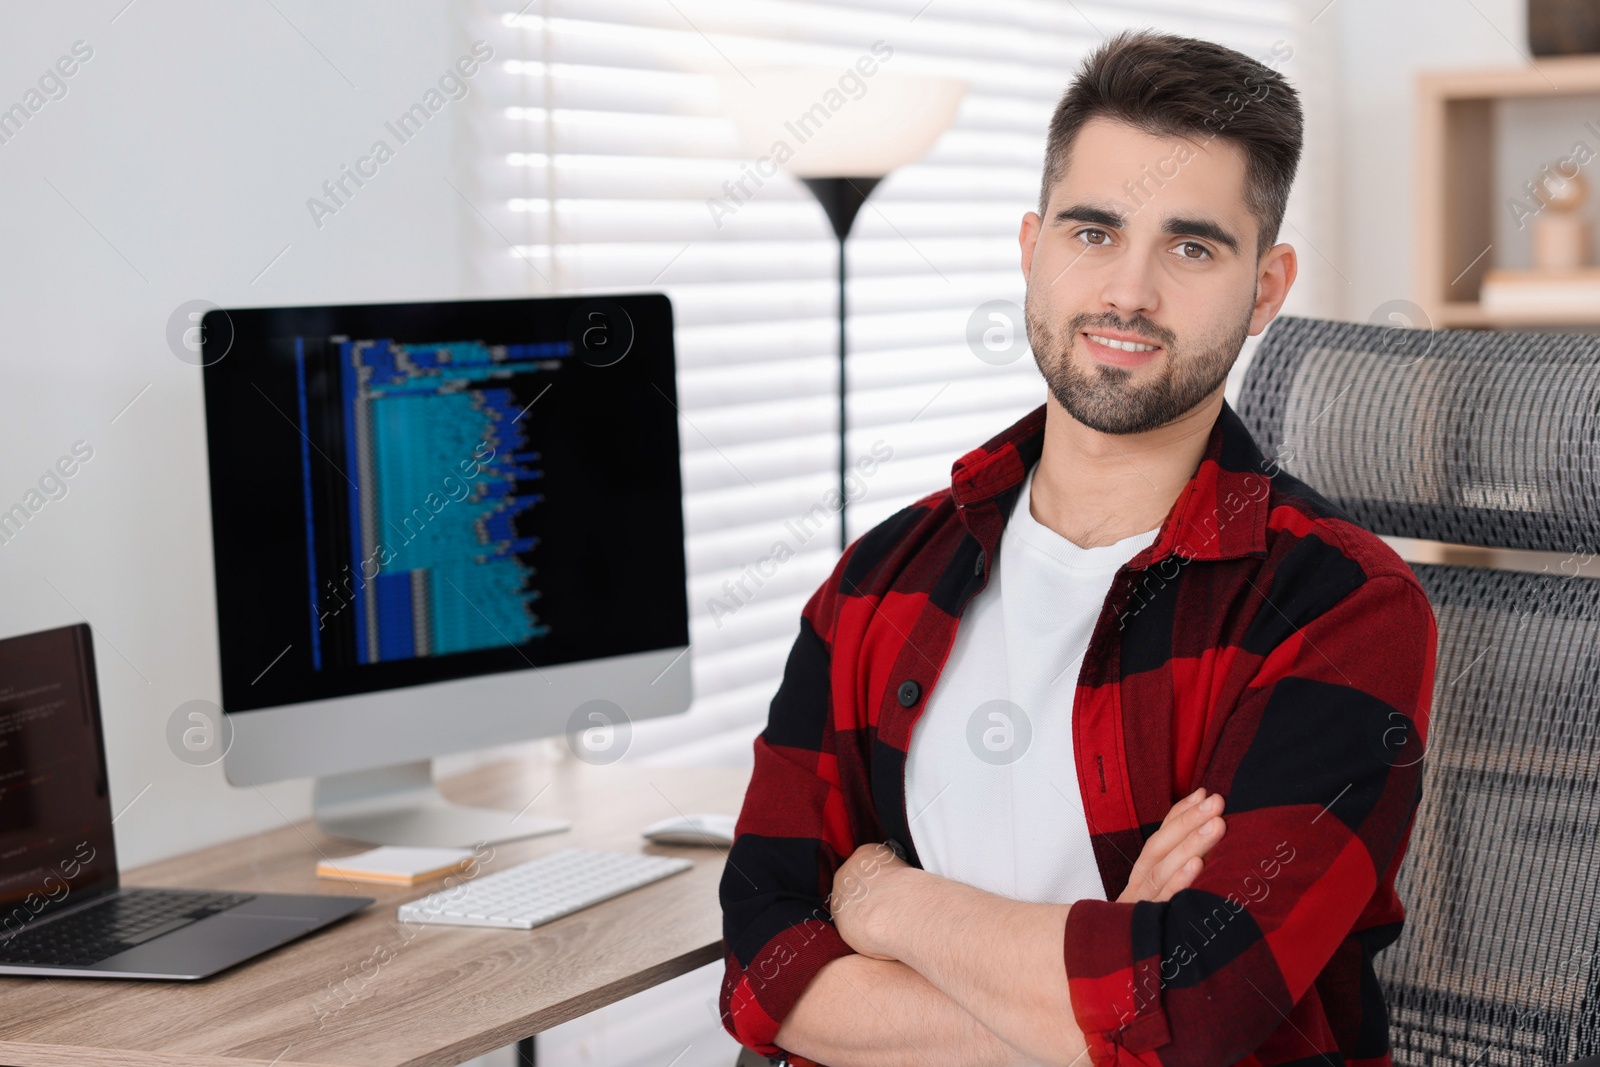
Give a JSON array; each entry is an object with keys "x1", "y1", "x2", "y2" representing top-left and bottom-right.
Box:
[{"x1": 642, "y1": 813, "x2": 737, "y2": 847}]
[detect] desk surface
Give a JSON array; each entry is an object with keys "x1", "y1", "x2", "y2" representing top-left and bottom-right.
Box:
[{"x1": 0, "y1": 757, "x2": 751, "y2": 1067}]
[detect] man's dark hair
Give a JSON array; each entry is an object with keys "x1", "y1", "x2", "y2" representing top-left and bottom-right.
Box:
[{"x1": 1039, "y1": 30, "x2": 1303, "y2": 258}]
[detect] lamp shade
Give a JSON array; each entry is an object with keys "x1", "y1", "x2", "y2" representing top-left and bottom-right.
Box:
[{"x1": 716, "y1": 67, "x2": 967, "y2": 178}]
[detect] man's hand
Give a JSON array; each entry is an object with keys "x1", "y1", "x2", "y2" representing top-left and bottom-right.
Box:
[
  {"x1": 1116, "y1": 787, "x2": 1226, "y2": 904},
  {"x1": 828, "y1": 790, "x2": 1223, "y2": 962},
  {"x1": 829, "y1": 841, "x2": 909, "y2": 961}
]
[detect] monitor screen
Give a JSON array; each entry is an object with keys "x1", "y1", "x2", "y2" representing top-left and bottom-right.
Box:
[{"x1": 200, "y1": 294, "x2": 688, "y2": 714}]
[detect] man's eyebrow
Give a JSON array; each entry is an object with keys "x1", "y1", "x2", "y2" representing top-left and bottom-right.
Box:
[
  {"x1": 1052, "y1": 203, "x2": 1125, "y2": 228},
  {"x1": 1053, "y1": 203, "x2": 1243, "y2": 256},
  {"x1": 1162, "y1": 215, "x2": 1240, "y2": 255}
]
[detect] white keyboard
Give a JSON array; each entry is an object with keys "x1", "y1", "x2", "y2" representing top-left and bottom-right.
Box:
[{"x1": 397, "y1": 848, "x2": 694, "y2": 929}]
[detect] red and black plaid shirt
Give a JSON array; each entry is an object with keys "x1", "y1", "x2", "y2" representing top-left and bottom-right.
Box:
[{"x1": 719, "y1": 398, "x2": 1438, "y2": 1067}]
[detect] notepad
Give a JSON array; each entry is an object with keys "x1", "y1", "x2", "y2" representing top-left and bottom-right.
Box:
[{"x1": 315, "y1": 846, "x2": 478, "y2": 886}]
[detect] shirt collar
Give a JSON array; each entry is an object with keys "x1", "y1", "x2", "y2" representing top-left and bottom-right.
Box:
[{"x1": 948, "y1": 399, "x2": 1271, "y2": 567}]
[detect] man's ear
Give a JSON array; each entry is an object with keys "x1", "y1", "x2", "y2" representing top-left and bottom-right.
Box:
[
  {"x1": 1248, "y1": 242, "x2": 1297, "y2": 336},
  {"x1": 1019, "y1": 210, "x2": 1043, "y2": 280}
]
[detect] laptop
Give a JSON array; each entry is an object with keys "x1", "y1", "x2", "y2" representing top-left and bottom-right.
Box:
[{"x1": 0, "y1": 622, "x2": 372, "y2": 979}]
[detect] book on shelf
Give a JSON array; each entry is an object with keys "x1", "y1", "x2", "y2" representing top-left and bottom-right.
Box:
[{"x1": 1478, "y1": 267, "x2": 1600, "y2": 315}]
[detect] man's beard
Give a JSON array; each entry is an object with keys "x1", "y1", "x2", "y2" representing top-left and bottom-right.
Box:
[{"x1": 1023, "y1": 285, "x2": 1254, "y2": 435}]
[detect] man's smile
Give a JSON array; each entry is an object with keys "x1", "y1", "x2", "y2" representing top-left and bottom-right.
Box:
[{"x1": 1081, "y1": 328, "x2": 1164, "y2": 368}]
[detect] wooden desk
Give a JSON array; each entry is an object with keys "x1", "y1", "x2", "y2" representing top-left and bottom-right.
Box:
[{"x1": 0, "y1": 757, "x2": 751, "y2": 1067}]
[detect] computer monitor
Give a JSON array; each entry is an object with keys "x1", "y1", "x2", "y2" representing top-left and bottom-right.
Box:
[{"x1": 198, "y1": 294, "x2": 691, "y2": 846}]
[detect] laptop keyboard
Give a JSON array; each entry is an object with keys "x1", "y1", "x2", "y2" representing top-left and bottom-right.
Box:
[{"x1": 0, "y1": 888, "x2": 256, "y2": 967}]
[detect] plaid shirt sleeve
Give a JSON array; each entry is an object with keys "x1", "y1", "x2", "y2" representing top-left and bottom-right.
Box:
[
  {"x1": 1063, "y1": 568, "x2": 1438, "y2": 1067},
  {"x1": 717, "y1": 542, "x2": 863, "y2": 1063}
]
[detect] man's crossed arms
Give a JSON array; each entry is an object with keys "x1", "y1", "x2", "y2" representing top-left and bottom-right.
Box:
[{"x1": 775, "y1": 788, "x2": 1229, "y2": 1067}]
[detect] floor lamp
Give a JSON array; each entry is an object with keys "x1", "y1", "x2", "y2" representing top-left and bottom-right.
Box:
[{"x1": 719, "y1": 69, "x2": 966, "y2": 550}]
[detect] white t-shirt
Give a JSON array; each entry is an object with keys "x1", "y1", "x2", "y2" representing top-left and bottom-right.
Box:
[{"x1": 904, "y1": 459, "x2": 1161, "y2": 903}]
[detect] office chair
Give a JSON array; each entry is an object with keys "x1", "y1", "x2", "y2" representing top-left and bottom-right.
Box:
[{"x1": 1237, "y1": 314, "x2": 1600, "y2": 1067}]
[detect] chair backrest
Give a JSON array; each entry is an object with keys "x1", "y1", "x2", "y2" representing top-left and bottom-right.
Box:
[{"x1": 1237, "y1": 315, "x2": 1600, "y2": 1067}]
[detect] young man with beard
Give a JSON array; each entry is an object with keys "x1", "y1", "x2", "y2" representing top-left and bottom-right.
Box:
[{"x1": 719, "y1": 29, "x2": 1438, "y2": 1067}]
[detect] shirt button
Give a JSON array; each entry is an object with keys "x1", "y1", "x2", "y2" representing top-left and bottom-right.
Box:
[
  {"x1": 896, "y1": 679, "x2": 921, "y2": 707},
  {"x1": 973, "y1": 550, "x2": 985, "y2": 576}
]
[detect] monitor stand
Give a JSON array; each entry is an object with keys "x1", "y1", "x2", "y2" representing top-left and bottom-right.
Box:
[{"x1": 312, "y1": 759, "x2": 569, "y2": 847}]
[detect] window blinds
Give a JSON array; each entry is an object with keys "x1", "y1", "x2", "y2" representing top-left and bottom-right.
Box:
[{"x1": 459, "y1": 0, "x2": 1318, "y2": 765}]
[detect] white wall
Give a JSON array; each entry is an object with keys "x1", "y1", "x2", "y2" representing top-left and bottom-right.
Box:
[
  {"x1": 0, "y1": 1, "x2": 478, "y2": 870},
  {"x1": 1325, "y1": 0, "x2": 1530, "y2": 323}
]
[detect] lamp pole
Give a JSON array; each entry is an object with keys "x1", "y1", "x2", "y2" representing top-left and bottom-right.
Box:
[
  {"x1": 801, "y1": 176, "x2": 880, "y2": 553},
  {"x1": 715, "y1": 68, "x2": 966, "y2": 551}
]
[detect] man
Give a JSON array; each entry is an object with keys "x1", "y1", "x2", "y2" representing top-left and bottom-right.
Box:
[{"x1": 719, "y1": 28, "x2": 1437, "y2": 1067}]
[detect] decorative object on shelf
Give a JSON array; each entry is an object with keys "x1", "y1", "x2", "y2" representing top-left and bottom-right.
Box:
[
  {"x1": 1481, "y1": 163, "x2": 1595, "y2": 316},
  {"x1": 1529, "y1": 0, "x2": 1600, "y2": 56},
  {"x1": 715, "y1": 64, "x2": 966, "y2": 549},
  {"x1": 1529, "y1": 165, "x2": 1590, "y2": 269}
]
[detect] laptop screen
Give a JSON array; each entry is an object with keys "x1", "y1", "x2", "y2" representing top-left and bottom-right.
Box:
[{"x1": 0, "y1": 623, "x2": 118, "y2": 932}]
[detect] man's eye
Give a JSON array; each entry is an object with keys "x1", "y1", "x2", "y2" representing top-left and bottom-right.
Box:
[
  {"x1": 1175, "y1": 241, "x2": 1212, "y2": 260},
  {"x1": 1076, "y1": 228, "x2": 1111, "y2": 246}
]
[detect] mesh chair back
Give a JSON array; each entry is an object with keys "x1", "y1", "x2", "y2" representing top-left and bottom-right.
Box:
[{"x1": 1236, "y1": 316, "x2": 1600, "y2": 1066}]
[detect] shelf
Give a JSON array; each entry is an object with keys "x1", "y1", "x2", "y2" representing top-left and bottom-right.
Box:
[
  {"x1": 1414, "y1": 56, "x2": 1600, "y2": 329},
  {"x1": 1417, "y1": 53, "x2": 1600, "y2": 97}
]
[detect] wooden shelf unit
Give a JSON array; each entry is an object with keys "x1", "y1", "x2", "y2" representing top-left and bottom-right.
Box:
[{"x1": 1416, "y1": 54, "x2": 1600, "y2": 328}]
